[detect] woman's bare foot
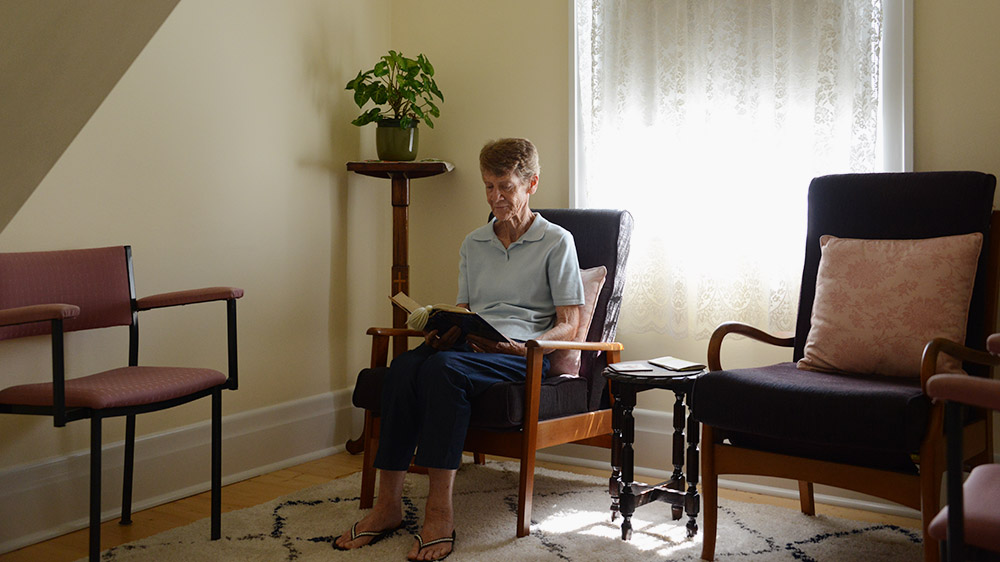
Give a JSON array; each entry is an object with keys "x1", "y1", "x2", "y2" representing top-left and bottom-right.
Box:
[{"x1": 333, "y1": 503, "x2": 403, "y2": 550}]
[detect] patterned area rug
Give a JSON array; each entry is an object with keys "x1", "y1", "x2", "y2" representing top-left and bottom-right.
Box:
[{"x1": 80, "y1": 460, "x2": 921, "y2": 561}]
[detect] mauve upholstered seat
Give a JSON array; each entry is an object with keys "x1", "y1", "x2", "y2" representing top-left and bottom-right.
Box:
[
  {"x1": 929, "y1": 464, "x2": 1000, "y2": 553},
  {"x1": 0, "y1": 367, "x2": 227, "y2": 410}
]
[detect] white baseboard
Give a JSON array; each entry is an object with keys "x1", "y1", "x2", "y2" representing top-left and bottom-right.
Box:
[{"x1": 0, "y1": 388, "x2": 361, "y2": 554}]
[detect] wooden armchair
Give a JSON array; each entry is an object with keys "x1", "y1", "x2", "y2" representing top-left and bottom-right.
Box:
[
  {"x1": 0, "y1": 246, "x2": 242, "y2": 562},
  {"x1": 350, "y1": 208, "x2": 632, "y2": 537},
  {"x1": 691, "y1": 172, "x2": 999, "y2": 562}
]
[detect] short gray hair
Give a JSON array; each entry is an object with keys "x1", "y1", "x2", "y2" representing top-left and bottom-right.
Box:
[{"x1": 479, "y1": 138, "x2": 540, "y2": 183}]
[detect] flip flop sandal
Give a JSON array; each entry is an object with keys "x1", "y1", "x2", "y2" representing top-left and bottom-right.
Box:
[
  {"x1": 332, "y1": 520, "x2": 402, "y2": 550},
  {"x1": 408, "y1": 530, "x2": 456, "y2": 561}
]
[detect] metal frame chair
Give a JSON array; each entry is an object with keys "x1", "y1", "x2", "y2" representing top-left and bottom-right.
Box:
[{"x1": 0, "y1": 246, "x2": 242, "y2": 561}]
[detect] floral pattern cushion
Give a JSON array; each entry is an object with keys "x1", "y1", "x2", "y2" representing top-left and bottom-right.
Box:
[
  {"x1": 549, "y1": 266, "x2": 607, "y2": 376},
  {"x1": 798, "y1": 233, "x2": 982, "y2": 377}
]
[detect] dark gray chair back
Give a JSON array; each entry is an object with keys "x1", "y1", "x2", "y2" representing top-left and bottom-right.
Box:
[
  {"x1": 536, "y1": 208, "x2": 633, "y2": 410},
  {"x1": 794, "y1": 172, "x2": 996, "y2": 376}
]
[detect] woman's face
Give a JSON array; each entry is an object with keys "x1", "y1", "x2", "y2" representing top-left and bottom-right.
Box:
[{"x1": 482, "y1": 170, "x2": 538, "y2": 223}]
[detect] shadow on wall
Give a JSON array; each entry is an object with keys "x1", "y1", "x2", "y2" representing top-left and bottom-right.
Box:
[
  {"x1": 0, "y1": 0, "x2": 181, "y2": 233},
  {"x1": 300, "y1": 2, "x2": 372, "y2": 390}
]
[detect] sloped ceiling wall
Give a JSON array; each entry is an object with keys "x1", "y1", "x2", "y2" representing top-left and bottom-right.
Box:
[{"x1": 0, "y1": 0, "x2": 180, "y2": 232}]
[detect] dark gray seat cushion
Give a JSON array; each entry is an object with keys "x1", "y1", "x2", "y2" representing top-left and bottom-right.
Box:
[
  {"x1": 693, "y1": 362, "x2": 930, "y2": 472},
  {"x1": 353, "y1": 367, "x2": 589, "y2": 430}
]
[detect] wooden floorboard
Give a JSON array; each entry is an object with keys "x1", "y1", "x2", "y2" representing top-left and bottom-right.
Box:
[{"x1": 0, "y1": 452, "x2": 920, "y2": 561}]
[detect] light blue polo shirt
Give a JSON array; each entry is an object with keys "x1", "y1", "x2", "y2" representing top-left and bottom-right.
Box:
[{"x1": 457, "y1": 213, "x2": 585, "y2": 341}]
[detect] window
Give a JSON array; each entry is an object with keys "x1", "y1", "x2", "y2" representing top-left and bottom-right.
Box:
[{"x1": 573, "y1": 0, "x2": 911, "y2": 338}]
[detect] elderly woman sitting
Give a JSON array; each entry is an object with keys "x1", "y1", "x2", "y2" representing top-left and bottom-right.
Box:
[{"x1": 334, "y1": 138, "x2": 584, "y2": 561}]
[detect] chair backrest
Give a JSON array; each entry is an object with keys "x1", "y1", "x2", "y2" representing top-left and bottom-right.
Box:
[
  {"x1": 536, "y1": 209, "x2": 634, "y2": 410},
  {"x1": 0, "y1": 246, "x2": 134, "y2": 341},
  {"x1": 793, "y1": 172, "x2": 998, "y2": 376}
]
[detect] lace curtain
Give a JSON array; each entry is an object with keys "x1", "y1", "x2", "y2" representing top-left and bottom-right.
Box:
[{"x1": 576, "y1": 0, "x2": 883, "y2": 339}]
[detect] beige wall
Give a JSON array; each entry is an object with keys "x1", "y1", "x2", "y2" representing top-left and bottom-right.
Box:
[
  {"x1": 0, "y1": 0, "x2": 392, "y2": 468},
  {"x1": 914, "y1": 1, "x2": 1000, "y2": 178},
  {"x1": 2, "y1": 0, "x2": 999, "y2": 473},
  {"x1": 381, "y1": 0, "x2": 573, "y2": 306}
]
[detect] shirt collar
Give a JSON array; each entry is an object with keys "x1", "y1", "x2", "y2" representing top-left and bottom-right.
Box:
[{"x1": 471, "y1": 213, "x2": 547, "y2": 245}]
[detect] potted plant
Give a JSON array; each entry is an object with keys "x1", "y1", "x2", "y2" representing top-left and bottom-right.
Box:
[{"x1": 346, "y1": 50, "x2": 444, "y2": 161}]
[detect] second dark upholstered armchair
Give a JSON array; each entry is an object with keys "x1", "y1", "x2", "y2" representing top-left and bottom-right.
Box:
[{"x1": 692, "y1": 172, "x2": 999, "y2": 562}]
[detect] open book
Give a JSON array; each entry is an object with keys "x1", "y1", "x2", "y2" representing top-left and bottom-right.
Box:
[{"x1": 390, "y1": 292, "x2": 511, "y2": 344}]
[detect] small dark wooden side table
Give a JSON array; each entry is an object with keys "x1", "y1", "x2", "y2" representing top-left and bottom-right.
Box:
[
  {"x1": 604, "y1": 363, "x2": 704, "y2": 540},
  {"x1": 345, "y1": 160, "x2": 454, "y2": 454}
]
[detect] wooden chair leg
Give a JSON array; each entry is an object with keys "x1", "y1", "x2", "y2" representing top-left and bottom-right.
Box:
[
  {"x1": 360, "y1": 411, "x2": 378, "y2": 509},
  {"x1": 798, "y1": 481, "x2": 815, "y2": 516},
  {"x1": 701, "y1": 425, "x2": 717, "y2": 562},
  {"x1": 517, "y1": 449, "x2": 536, "y2": 538},
  {"x1": 473, "y1": 452, "x2": 486, "y2": 465}
]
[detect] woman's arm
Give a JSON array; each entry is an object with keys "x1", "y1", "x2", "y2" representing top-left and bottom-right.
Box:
[{"x1": 467, "y1": 304, "x2": 580, "y2": 357}]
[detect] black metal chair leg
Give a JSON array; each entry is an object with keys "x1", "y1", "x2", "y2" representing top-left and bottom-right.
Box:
[
  {"x1": 120, "y1": 414, "x2": 136, "y2": 525},
  {"x1": 944, "y1": 402, "x2": 965, "y2": 562},
  {"x1": 211, "y1": 389, "x2": 222, "y2": 540},
  {"x1": 90, "y1": 416, "x2": 102, "y2": 562}
]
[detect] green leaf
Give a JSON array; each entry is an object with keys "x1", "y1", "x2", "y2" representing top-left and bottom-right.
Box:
[
  {"x1": 373, "y1": 60, "x2": 389, "y2": 77},
  {"x1": 417, "y1": 54, "x2": 434, "y2": 76},
  {"x1": 391, "y1": 51, "x2": 405, "y2": 69},
  {"x1": 351, "y1": 107, "x2": 382, "y2": 127},
  {"x1": 353, "y1": 88, "x2": 369, "y2": 108}
]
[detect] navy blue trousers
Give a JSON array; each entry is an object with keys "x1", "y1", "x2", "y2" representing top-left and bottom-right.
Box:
[{"x1": 374, "y1": 343, "x2": 549, "y2": 471}]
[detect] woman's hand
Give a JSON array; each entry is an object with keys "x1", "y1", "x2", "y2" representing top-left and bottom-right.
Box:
[
  {"x1": 425, "y1": 326, "x2": 462, "y2": 351},
  {"x1": 466, "y1": 334, "x2": 527, "y2": 357}
]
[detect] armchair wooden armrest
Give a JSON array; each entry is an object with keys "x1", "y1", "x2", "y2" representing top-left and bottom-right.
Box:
[
  {"x1": 365, "y1": 327, "x2": 425, "y2": 338},
  {"x1": 136, "y1": 287, "x2": 244, "y2": 311},
  {"x1": 708, "y1": 321, "x2": 795, "y2": 370},
  {"x1": 0, "y1": 303, "x2": 80, "y2": 327},
  {"x1": 920, "y1": 337, "x2": 1000, "y2": 393},
  {"x1": 364, "y1": 327, "x2": 425, "y2": 369},
  {"x1": 527, "y1": 339, "x2": 625, "y2": 353}
]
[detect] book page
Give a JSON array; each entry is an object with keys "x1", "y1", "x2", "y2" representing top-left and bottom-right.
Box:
[{"x1": 390, "y1": 292, "x2": 422, "y2": 314}]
